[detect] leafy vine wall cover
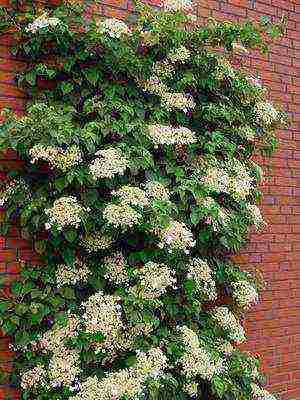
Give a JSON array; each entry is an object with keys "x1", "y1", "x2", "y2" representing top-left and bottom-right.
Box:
[{"x1": 0, "y1": 0, "x2": 288, "y2": 399}]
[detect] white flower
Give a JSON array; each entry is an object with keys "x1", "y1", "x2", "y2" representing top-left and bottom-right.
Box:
[
  {"x1": 48, "y1": 349, "x2": 81, "y2": 387},
  {"x1": 145, "y1": 181, "x2": 170, "y2": 202},
  {"x1": 89, "y1": 148, "x2": 129, "y2": 180},
  {"x1": 215, "y1": 58, "x2": 236, "y2": 80},
  {"x1": 161, "y1": 91, "x2": 196, "y2": 112},
  {"x1": 148, "y1": 124, "x2": 197, "y2": 146},
  {"x1": 153, "y1": 60, "x2": 175, "y2": 79},
  {"x1": 29, "y1": 145, "x2": 82, "y2": 172},
  {"x1": 103, "y1": 203, "x2": 142, "y2": 228},
  {"x1": 202, "y1": 167, "x2": 232, "y2": 194},
  {"x1": 39, "y1": 314, "x2": 80, "y2": 352},
  {"x1": 140, "y1": 76, "x2": 169, "y2": 96},
  {"x1": 140, "y1": 76, "x2": 196, "y2": 113},
  {"x1": 159, "y1": 220, "x2": 195, "y2": 253},
  {"x1": 238, "y1": 126, "x2": 256, "y2": 141},
  {"x1": 0, "y1": 179, "x2": 29, "y2": 207},
  {"x1": 212, "y1": 306, "x2": 246, "y2": 344},
  {"x1": 26, "y1": 13, "x2": 61, "y2": 33},
  {"x1": 168, "y1": 46, "x2": 191, "y2": 63},
  {"x1": 21, "y1": 365, "x2": 46, "y2": 389},
  {"x1": 255, "y1": 101, "x2": 279, "y2": 126},
  {"x1": 103, "y1": 253, "x2": 129, "y2": 285},
  {"x1": 132, "y1": 261, "x2": 177, "y2": 299},
  {"x1": 81, "y1": 232, "x2": 112, "y2": 253},
  {"x1": 248, "y1": 75, "x2": 263, "y2": 88},
  {"x1": 232, "y1": 280, "x2": 259, "y2": 309},
  {"x1": 55, "y1": 260, "x2": 91, "y2": 287},
  {"x1": 252, "y1": 384, "x2": 277, "y2": 400},
  {"x1": 112, "y1": 185, "x2": 149, "y2": 207},
  {"x1": 45, "y1": 196, "x2": 87, "y2": 231},
  {"x1": 187, "y1": 258, "x2": 217, "y2": 301},
  {"x1": 232, "y1": 41, "x2": 249, "y2": 55},
  {"x1": 98, "y1": 18, "x2": 131, "y2": 39},
  {"x1": 81, "y1": 292, "x2": 127, "y2": 356},
  {"x1": 69, "y1": 348, "x2": 167, "y2": 400},
  {"x1": 246, "y1": 204, "x2": 266, "y2": 230},
  {"x1": 202, "y1": 164, "x2": 253, "y2": 200},
  {"x1": 179, "y1": 326, "x2": 225, "y2": 380},
  {"x1": 215, "y1": 339, "x2": 235, "y2": 356},
  {"x1": 162, "y1": 0, "x2": 194, "y2": 13}
]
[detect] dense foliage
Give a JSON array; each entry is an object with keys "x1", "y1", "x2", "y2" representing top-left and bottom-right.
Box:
[{"x1": 0, "y1": 1, "x2": 288, "y2": 399}]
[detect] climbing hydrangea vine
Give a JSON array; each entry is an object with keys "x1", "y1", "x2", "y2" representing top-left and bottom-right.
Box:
[{"x1": 0, "y1": 0, "x2": 288, "y2": 399}]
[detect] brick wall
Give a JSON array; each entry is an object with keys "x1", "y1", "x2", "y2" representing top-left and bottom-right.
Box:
[{"x1": 0, "y1": 1, "x2": 299, "y2": 399}]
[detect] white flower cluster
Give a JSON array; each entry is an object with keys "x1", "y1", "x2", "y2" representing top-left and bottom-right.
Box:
[
  {"x1": 48, "y1": 349, "x2": 81, "y2": 388},
  {"x1": 150, "y1": 45, "x2": 191, "y2": 84},
  {"x1": 162, "y1": 91, "x2": 196, "y2": 113},
  {"x1": 202, "y1": 167, "x2": 232, "y2": 193},
  {"x1": 82, "y1": 292, "x2": 123, "y2": 349},
  {"x1": 141, "y1": 76, "x2": 196, "y2": 113},
  {"x1": 70, "y1": 347, "x2": 167, "y2": 400},
  {"x1": 103, "y1": 203, "x2": 142, "y2": 228},
  {"x1": 29, "y1": 145, "x2": 82, "y2": 172},
  {"x1": 238, "y1": 125, "x2": 256, "y2": 141},
  {"x1": 212, "y1": 306, "x2": 246, "y2": 344},
  {"x1": 187, "y1": 258, "x2": 217, "y2": 301},
  {"x1": 81, "y1": 232, "x2": 112, "y2": 253},
  {"x1": 134, "y1": 261, "x2": 177, "y2": 299},
  {"x1": 97, "y1": 18, "x2": 131, "y2": 39},
  {"x1": 201, "y1": 197, "x2": 229, "y2": 232},
  {"x1": 179, "y1": 326, "x2": 225, "y2": 380},
  {"x1": 153, "y1": 60, "x2": 175, "y2": 80},
  {"x1": 148, "y1": 124, "x2": 197, "y2": 146},
  {"x1": 159, "y1": 220, "x2": 195, "y2": 254},
  {"x1": 231, "y1": 161, "x2": 254, "y2": 199},
  {"x1": 112, "y1": 185, "x2": 149, "y2": 207},
  {"x1": 0, "y1": 179, "x2": 29, "y2": 207},
  {"x1": 55, "y1": 260, "x2": 91, "y2": 287},
  {"x1": 255, "y1": 101, "x2": 279, "y2": 126},
  {"x1": 38, "y1": 314, "x2": 81, "y2": 388},
  {"x1": 168, "y1": 46, "x2": 191, "y2": 63},
  {"x1": 89, "y1": 148, "x2": 129, "y2": 180},
  {"x1": 45, "y1": 196, "x2": 87, "y2": 231},
  {"x1": 203, "y1": 165, "x2": 253, "y2": 200},
  {"x1": 215, "y1": 339, "x2": 235, "y2": 356},
  {"x1": 162, "y1": 0, "x2": 194, "y2": 13},
  {"x1": 247, "y1": 204, "x2": 266, "y2": 230},
  {"x1": 145, "y1": 181, "x2": 170, "y2": 202},
  {"x1": 39, "y1": 314, "x2": 80, "y2": 352},
  {"x1": 232, "y1": 280, "x2": 259, "y2": 309},
  {"x1": 26, "y1": 13, "x2": 60, "y2": 33},
  {"x1": 248, "y1": 75, "x2": 263, "y2": 88},
  {"x1": 215, "y1": 58, "x2": 236, "y2": 80},
  {"x1": 103, "y1": 253, "x2": 129, "y2": 285},
  {"x1": 183, "y1": 382, "x2": 198, "y2": 397},
  {"x1": 232, "y1": 41, "x2": 249, "y2": 55},
  {"x1": 20, "y1": 365, "x2": 46, "y2": 389},
  {"x1": 252, "y1": 384, "x2": 277, "y2": 400}
]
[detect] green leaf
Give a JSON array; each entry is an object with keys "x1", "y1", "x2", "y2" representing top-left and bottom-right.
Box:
[
  {"x1": 62, "y1": 247, "x2": 76, "y2": 266},
  {"x1": 55, "y1": 177, "x2": 69, "y2": 191},
  {"x1": 25, "y1": 70, "x2": 36, "y2": 85},
  {"x1": 60, "y1": 81, "x2": 74, "y2": 95},
  {"x1": 64, "y1": 228, "x2": 78, "y2": 243},
  {"x1": 190, "y1": 208, "x2": 202, "y2": 225},
  {"x1": 34, "y1": 240, "x2": 46, "y2": 254},
  {"x1": 59, "y1": 287, "x2": 75, "y2": 299},
  {"x1": 83, "y1": 67, "x2": 101, "y2": 86}
]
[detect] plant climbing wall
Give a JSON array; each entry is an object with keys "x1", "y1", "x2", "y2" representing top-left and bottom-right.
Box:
[{"x1": 0, "y1": 0, "x2": 293, "y2": 399}]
